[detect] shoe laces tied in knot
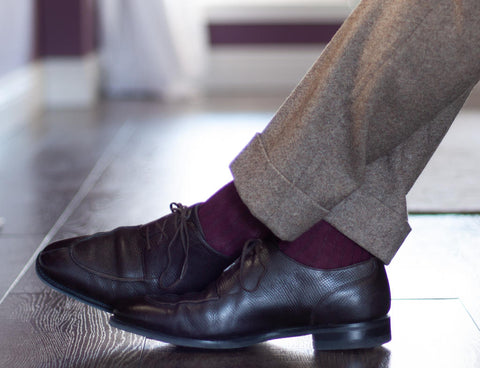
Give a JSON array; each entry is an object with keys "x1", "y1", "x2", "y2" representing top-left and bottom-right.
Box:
[
  {"x1": 239, "y1": 239, "x2": 267, "y2": 292},
  {"x1": 146, "y1": 203, "x2": 193, "y2": 289}
]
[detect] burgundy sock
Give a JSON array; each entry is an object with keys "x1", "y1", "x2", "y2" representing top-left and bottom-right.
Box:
[
  {"x1": 198, "y1": 182, "x2": 272, "y2": 257},
  {"x1": 278, "y1": 220, "x2": 372, "y2": 269}
]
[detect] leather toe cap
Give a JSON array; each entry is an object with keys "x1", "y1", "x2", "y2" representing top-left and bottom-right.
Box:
[
  {"x1": 41, "y1": 235, "x2": 89, "y2": 253},
  {"x1": 70, "y1": 227, "x2": 145, "y2": 279},
  {"x1": 37, "y1": 246, "x2": 85, "y2": 288}
]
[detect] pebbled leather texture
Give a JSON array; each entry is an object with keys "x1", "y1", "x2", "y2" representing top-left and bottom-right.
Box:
[
  {"x1": 112, "y1": 240, "x2": 391, "y2": 343},
  {"x1": 36, "y1": 204, "x2": 235, "y2": 312}
]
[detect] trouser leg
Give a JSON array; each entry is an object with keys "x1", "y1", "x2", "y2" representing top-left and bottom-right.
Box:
[{"x1": 230, "y1": 0, "x2": 480, "y2": 263}]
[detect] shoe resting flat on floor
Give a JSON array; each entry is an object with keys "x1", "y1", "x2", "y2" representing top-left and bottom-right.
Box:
[{"x1": 110, "y1": 240, "x2": 391, "y2": 350}]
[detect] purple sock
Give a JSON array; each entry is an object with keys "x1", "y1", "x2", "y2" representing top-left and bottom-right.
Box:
[
  {"x1": 198, "y1": 182, "x2": 271, "y2": 257},
  {"x1": 278, "y1": 220, "x2": 372, "y2": 269}
]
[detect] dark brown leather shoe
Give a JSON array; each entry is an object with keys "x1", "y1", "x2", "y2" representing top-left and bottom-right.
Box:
[
  {"x1": 36, "y1": 203, "x2": 235, "y2": 313},
  {"x1": 110, "y1": 240, "x2": 392, "y2": 350}
]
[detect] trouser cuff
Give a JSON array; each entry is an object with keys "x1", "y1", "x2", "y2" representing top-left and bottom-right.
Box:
[
  {"x1": 325, "y1": 188, "x2": 411, "y2": 264},
  {"x1": 230, "y1": 134, "x2": 329, "y2": 241},
  {"x1": 231, "y1": 133, "x2": 411, "y2": 264}
]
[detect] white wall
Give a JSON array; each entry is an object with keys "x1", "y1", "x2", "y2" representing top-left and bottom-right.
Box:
[
  {"x1": 201, "y1": 1, "x2": 352, "y2": 95},
  {"x1": 0, "y1": 0, "x2": 35, "y2": 78},
  {"x1": 0, "y1": 0, "x2": 40, "y2": 134}
]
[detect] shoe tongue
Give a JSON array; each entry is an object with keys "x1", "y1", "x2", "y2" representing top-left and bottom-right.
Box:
[{"x1": 190, "y1": 204, "x2": 206, "y2": 239}]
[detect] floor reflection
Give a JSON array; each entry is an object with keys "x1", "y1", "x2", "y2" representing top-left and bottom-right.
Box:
[
  {"x1": 313, "y1": 348, "x2": 391, "y2": 368},
  {"x1": 138, "y1": 338, "x2": 391, "y2": 368}
]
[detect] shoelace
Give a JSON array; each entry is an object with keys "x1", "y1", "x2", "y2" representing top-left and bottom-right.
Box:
[
  {"x1": 238, "y1": 239, "x2": 267, "y2": 292},
  {"x1": 143, "y1": 202, "x2": 193, "y2": 289}
]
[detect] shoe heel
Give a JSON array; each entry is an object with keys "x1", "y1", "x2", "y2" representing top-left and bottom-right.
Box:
[{"x1": 312, "y1": 316, "x2": 391, "y2": 351}]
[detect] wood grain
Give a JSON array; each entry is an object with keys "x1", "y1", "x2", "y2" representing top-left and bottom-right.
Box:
[
  {"x1": 1, "y1": 100, "x2": 480, "y2": 367},
  {"x1": 0, "y1": 290, "x2": 146, "y2": 368},
  {"x1": 140, "y1": 338, "x2": 391, "y2": 368},
  {"x1": 0, "y1": 236, "x2": 43, "y2": 297},
  {"x1": 3, "y1": 295, "x2": 476, "y2": 367}
]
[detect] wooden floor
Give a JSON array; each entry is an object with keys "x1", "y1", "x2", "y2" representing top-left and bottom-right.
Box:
[{"x1": 1, "y1": 98, "x2": 480, "y2": 367}]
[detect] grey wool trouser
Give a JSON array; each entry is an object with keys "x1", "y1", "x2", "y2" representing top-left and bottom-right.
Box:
[{"x1": 230, "y1": 0, "x2": 480, "y2": 264}]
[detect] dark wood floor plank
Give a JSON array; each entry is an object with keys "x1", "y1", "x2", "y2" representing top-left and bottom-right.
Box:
[
  {"x1": 0, "y1": 236, "x2": 43, "y2": 297},
  {"x1": 5, "y1": 263, "x2": 49, "y2": 294},
  {"x1": 1, "y1": 295, "x2": 479, "y2": 367},
  {"x1": 54, "y1": 108, "x2": 269, "y2": 236},
  {"x1": 137, "y1": 299, "x2": 480, "y2": 368},
  {"x1": 0, "y1": 104, "x2": 138, "y2": 236},
  {"x1": 2, "y1": 101, "x2": 480, "y2": 367},
  {"x1": 139, "y1": 338, "x2": 390, "y2": 368},
  {"x1": 0, "y1": 290, "x2": 146, "y2": 368},
  {"x1": 4, "y1": 109, "x2": 267, "y2": 297}
]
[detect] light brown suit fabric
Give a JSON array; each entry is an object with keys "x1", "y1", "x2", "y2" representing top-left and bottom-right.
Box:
[{"x1": 230, "y1": 0, "x2": 480, "y2": 263}]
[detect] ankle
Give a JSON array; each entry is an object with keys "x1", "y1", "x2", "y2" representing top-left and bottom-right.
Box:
[
  {"x1": 198, "y1": 182, "x2": 271, "y2": 257},
  {"x1": 278, "y1": 221, "x2": 372, "y2": 269}
]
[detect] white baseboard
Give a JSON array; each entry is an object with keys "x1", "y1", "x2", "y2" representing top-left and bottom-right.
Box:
[
  {"x1": 0, "y1": 63, "x2": 42, "y2": 136},
  {"x1": 204, "y1": 46, "x2": 480, "y2": 109},
  {"x1": 203, "y1": 2, "x2": 336, "y2": 95},
  {"x1": 204, "y1": 1, "x2": 354, "y2": 23},
  {"x1": 42, "y1": 53, "x2": 99, "y2": 109},
  {"x1": 204, "y1": 45, "x2": 325, "y2": 95},
  {"x1": 0, "y1": 54, "x2": 100, "y2": 136}
]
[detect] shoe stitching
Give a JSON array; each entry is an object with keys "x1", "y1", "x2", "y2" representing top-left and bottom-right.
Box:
[
  {"x1": 69, "y1": 203, "x2": 194, "y2": 284},
  {"x1": 69, "y1": 246, "x2": 147, "y2": 281}
]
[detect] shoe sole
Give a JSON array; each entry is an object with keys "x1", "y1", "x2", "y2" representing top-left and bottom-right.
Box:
[
  {"x1": 35, "y1": 258, "x2": 113, "y2": 313},
  {"x1": 109, "y1": 315, "x2": 391, "y2": 350}
]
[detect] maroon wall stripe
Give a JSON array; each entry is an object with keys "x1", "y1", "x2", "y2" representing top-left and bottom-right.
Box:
[
  {"x1": 209, "y1": 23, "x2": 342, "y2": 45},
  {"x1": 36, "y1": 0, "x2": 96, "y2": 57},
  {"x1": 81, "y1": 0, "x2": 98, "y2": 54}
]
